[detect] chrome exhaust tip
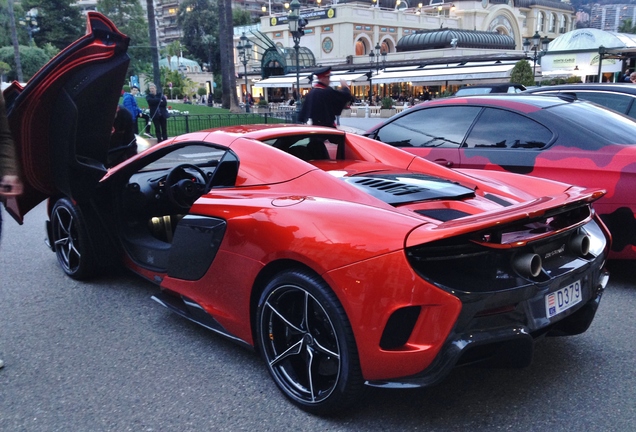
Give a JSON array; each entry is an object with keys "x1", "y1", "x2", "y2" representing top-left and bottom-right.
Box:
[{"x1": 512, "y1": 253, "x2": 542, "y2": 278}]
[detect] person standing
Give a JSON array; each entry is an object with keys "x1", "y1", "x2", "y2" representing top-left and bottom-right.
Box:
[
  {"x1": 298, "y1": 66, "x2": 353, "y2": 128},
  {"x1": 146, "y1": 83, "x2": 169, "y2": 142},
  {"x1": 0, "y1": 91, "x2": 24, "y2": 370},
  {"x1": 122, "y1": 86, "x2": 151, "y2": 137},
  {"x1": 108, "y1": 105, "x2": 138, "y2": 167}
]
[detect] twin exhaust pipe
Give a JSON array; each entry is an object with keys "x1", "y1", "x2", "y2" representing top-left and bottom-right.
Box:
[{"x1": 512, "y1": 233, "x2": 591, "y2": 278}]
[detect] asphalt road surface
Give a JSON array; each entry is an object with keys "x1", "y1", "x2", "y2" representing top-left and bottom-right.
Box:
[{"x1": 1, "y1": 203, "x2": 635, "y2": 431}]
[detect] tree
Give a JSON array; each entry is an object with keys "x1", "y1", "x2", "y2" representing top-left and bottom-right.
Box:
[
  {"x1": 0, "y1": 60, "x2": 10, "y2": 82},
  {"x1": 0, "y1": 45, "x2": 50, "y2": 82},
  {"x1": 618, "y1": 18, "x2": 636, "y2": 34},
  {"x1": 146, "y1": 0, "x2": 161, "y2": 92},
  {"x1": 218, "y1": 0, "x2": 239, "y2": 111},
  {"x1": 22, "y1": 0, "x2": 84, "y2": 50},
  {"x1": 233, "y1": 8, "x2": 253, "y2": 26},
  {"x1": 97, "y1": 0, "x2": 151, "y2": 77},
  {"x1": 178, "y1": 0, "x2": 218, "y2": 71},
  {"x1": 7, "y1": 0, "x2": 23, "y2": 82},
  {"x1": 510, "y1": 59, "x2": 535, "y2": 87}
]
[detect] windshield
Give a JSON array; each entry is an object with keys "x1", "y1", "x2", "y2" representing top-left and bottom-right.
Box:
[{"x1": 547, "y1": 101, "x2": 636, "y2": 145}]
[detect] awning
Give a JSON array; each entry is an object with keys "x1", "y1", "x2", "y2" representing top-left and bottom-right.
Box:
[
  {"x1": 372, "y1": 62, "x2": 538, "y2": 84},
  {"x1": 254, "y1": 74, "x2": 312, "y2": 88},
  {"x1": 331, "y1": 72, "x2": 367, "y2": 83},
  {"x1": 254, "y1": 72, "x2": 368, "y2": 88}
]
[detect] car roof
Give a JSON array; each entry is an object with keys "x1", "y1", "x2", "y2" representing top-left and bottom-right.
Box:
[
  {"x1": 524, "y1": 83, "x2": 636, "y2": 95},
  {"x1": 456, "y1": 83, "x2": 525, "y2": 90},
  {"x1": 415, "y1": 94, "x2": 572, "y2": 110}
]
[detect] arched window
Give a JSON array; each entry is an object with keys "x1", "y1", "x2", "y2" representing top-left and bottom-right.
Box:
[
  {"x1": 549, "y1": 13, "x2": 556, "y2": 33},
  {"x1": 355, "y1": 40, "x2": 366, "y2": 56},
  {"x1": 538, "y1": 12, "x2": 545, "y2": 33},
  {"x1": 560, "y1": 15, "x2": 567, "y2": 33}
]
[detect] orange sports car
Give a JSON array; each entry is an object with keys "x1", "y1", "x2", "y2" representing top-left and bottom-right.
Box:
[{"x1": 2, "y1": 13, "x2": 611, "y2": 414}]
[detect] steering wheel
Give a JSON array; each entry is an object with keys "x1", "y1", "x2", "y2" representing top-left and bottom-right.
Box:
[{"x1": 165, "y1": 164, "x2": 208, "y2": 210}]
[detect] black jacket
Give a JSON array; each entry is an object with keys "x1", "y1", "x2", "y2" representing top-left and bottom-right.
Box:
[{"x1": 298, "y1": 84, "x2": 352, "y2": 128}]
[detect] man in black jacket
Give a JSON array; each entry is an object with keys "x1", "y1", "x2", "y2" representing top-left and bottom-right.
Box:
[{"x1": 299, "y1": 67, "x2": 352, "y2": 128}]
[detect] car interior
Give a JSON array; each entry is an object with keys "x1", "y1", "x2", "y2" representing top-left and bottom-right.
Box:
[
  {"x1": 115, "y1": 135, "x2": 344, "y2": 272},
  {"x1": 116, "y1": 144, "x2": 238, "y2": 270}
]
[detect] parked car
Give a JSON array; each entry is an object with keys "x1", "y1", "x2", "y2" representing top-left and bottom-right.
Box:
[
  {"x1": 365, "y1": 94, "x2": 636, "y2": 259},
  {"x1": 3, "y1": 14, "x2": 611, "y2": 415},
  {"x1": 524, "y1": 83, "x2": 636, "y2": 119},
  {"x1": 454, "y1": 83, "x2": 526, "y2": 96}
]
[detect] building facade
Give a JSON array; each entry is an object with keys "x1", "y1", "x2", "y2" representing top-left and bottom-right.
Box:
[
  {"x1": 589, "y1": 4, "x2": 636, "y2": 33},
  {"x1": 235, "y1": 0, "x2": 576, "y2": 102}
]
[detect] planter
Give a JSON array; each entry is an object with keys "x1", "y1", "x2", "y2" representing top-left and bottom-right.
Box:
[
  {"x1": 380, "y1": 108, "x2": 396, "y2": 118},
  {"x1": 356, "y1": 108, "x2": 367, "y2": 118}
]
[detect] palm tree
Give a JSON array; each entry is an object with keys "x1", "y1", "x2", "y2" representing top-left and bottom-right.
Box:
[
  {"x1": 146, "y1": 0, "x2": 161, "y2": 91},
  {"x1": 218, "y1": 0, "x2": 240, "y2": 111},
  {"x1": 7, "y1": 0, "x2": 24, "y2": 82}
]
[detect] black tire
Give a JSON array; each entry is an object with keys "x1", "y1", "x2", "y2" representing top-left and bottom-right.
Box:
[
  {"x1": 256, "y1": 269, "x2": 364, "y2": 415},
  {"x1": 50, "y1": 198, "x2": 98, "y2": 280}
]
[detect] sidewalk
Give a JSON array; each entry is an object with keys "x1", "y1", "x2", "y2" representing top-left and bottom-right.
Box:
[{"x1": 338, "y1": 116, "x2": 384, "y2": 132}]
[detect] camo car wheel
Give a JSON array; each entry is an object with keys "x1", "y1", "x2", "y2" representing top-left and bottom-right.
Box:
[{"x1": 256, "y1": 269, "x2": 364, "y2": 415}]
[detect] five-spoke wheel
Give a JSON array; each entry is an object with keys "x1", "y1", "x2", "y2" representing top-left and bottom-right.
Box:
[
  {"x1": 51, "y1": 198, "x2": 96, "y2": 279},
  {"x1": 256, "y1": 270, "x2": 363, "y2": 414}
]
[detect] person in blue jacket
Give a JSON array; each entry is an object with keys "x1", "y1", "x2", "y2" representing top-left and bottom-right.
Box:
[{"x1": 122, "y1": 86, "x2": 151, "y2": 137}]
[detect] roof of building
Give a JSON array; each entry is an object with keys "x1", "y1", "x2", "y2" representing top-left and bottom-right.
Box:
[
  {"x1": 548, "y1": 28, "x2": 636, "y2": 51},
  {"x1": 397, "y1": 28, "x2": 516, "y2": 52}
]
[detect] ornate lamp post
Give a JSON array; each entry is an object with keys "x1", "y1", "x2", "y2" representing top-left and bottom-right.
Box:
[
  {"x1": 19, "y1": 9, "x2": 39, "y2": 46},
  {"x1": 236, "y1": 33, "x2": 252, "y2": 113},
  {"x1": 368, "y1": 42, "x2": 387, "y2": 102},
  {"x1": 289, "y1": 0, "x2": 304, "y2": 121},
  {"x1": 523, "y1": 31, "x2": 549, "y2": 82}
]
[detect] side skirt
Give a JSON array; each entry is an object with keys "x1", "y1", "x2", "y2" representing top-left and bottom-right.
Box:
[{"x1": 151, "y1": 292, "x2": 252, "y2": 350}]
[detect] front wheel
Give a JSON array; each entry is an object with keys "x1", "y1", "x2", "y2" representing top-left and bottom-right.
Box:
[
  {"x1": 50, "y1": 198, "x2": 97, "y2": 280},
  {"x1": 256, "y1": 269, "x2": 364, "y2": 415}
]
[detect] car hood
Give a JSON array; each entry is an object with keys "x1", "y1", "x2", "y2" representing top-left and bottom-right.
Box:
[{"x1": 3, "y1": 12, "x2": 129, "y2": 223}]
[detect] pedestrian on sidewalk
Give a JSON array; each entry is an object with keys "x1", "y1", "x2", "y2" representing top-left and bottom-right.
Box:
[
  {"x1": 0, "y1": 90, "x2": 24, "y2": 370},
  {"x1": 299, "y1": 66, "x2": 353, "y2": 128},
  {"x1": 146, "y1": 83, "x2": 169, "y2": 142},
  {"x1": 122, "y1": 86, "x2": 152, "y2": 137}
]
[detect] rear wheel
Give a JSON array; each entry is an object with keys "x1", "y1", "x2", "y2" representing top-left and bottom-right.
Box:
[
  {"x1": 256, "y1": 269, "x2": 364, "y2": 415},
  {"x1": 50, "y1": 198, "x2": 97, "y2": 280}
]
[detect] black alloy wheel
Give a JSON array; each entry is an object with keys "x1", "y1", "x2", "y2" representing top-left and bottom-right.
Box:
[
  {"x1": 256, "y1": 269, "x2": 364, "y2": 415},
  {"x1": 50, "y1": 198, "x2": 97, "y2": 280}
]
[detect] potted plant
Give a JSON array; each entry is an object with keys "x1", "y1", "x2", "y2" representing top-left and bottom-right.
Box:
[
  {"x1": 380, "y1": 97, "x2": 395, "y2": 118},
  {"x1": 254, "y1": 98, "x2": 269, "y2": 113}
]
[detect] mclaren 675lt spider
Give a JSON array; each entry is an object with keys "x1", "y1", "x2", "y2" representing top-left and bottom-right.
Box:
[{"x1": 2, "y1": 13, "x2": 611, "y2": 414}]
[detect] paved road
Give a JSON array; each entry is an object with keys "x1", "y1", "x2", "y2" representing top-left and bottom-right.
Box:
[{"x1": 1, "y1": 203, "x2": 635, "y2": 431}]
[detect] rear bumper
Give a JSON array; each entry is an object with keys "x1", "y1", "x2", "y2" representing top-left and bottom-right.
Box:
[{"x1": 366, "y1": 267, "x2": 608, "y2": 389}]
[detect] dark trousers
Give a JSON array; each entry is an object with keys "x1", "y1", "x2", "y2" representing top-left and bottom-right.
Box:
[
  {"x1": 134, "y1": 113, "x2": 151, "y2": 135},
  {"x1": 152, "y1": 116, "x2": 168, "y2": 142}
]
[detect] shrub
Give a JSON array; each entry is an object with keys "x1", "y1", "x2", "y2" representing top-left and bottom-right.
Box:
[{"x1": 381, "y1": 97, "x2": 393, "y2": 109}]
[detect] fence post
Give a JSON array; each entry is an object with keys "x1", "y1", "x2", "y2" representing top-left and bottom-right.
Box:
[{"x1": 184, "y1": 114, "x2": 190, "y2": 133}]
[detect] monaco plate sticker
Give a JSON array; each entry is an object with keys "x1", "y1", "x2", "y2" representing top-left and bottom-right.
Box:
[{"x1": 545, "y1": 280, "x2": 582, "y2": 318}]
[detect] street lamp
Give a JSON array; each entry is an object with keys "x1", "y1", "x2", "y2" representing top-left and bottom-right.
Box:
[
  {"x1": 236, "y1": 32, "x2": 252, "y2": 113},
  {"x1": 523, "y1": 31, "x2": 549, "y2": 81},
  {"x1": 288, "y1": 0, "x2": 304, "y2": 120},
  {"x1": 19, "y1": 9, "x2": 39, "y2": 46},
  {"x1": 368, "y1": 42, "x2": 387, "y2": 103}
]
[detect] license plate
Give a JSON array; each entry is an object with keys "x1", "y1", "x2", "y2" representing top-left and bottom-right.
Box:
[{"x1": 545, "y1": 280, "x2": 582, "y2": 318}]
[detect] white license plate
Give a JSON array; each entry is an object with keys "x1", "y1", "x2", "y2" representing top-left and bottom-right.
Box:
[{"x1": 545, "y1": 280, "x2": 582, "y2": 318}]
